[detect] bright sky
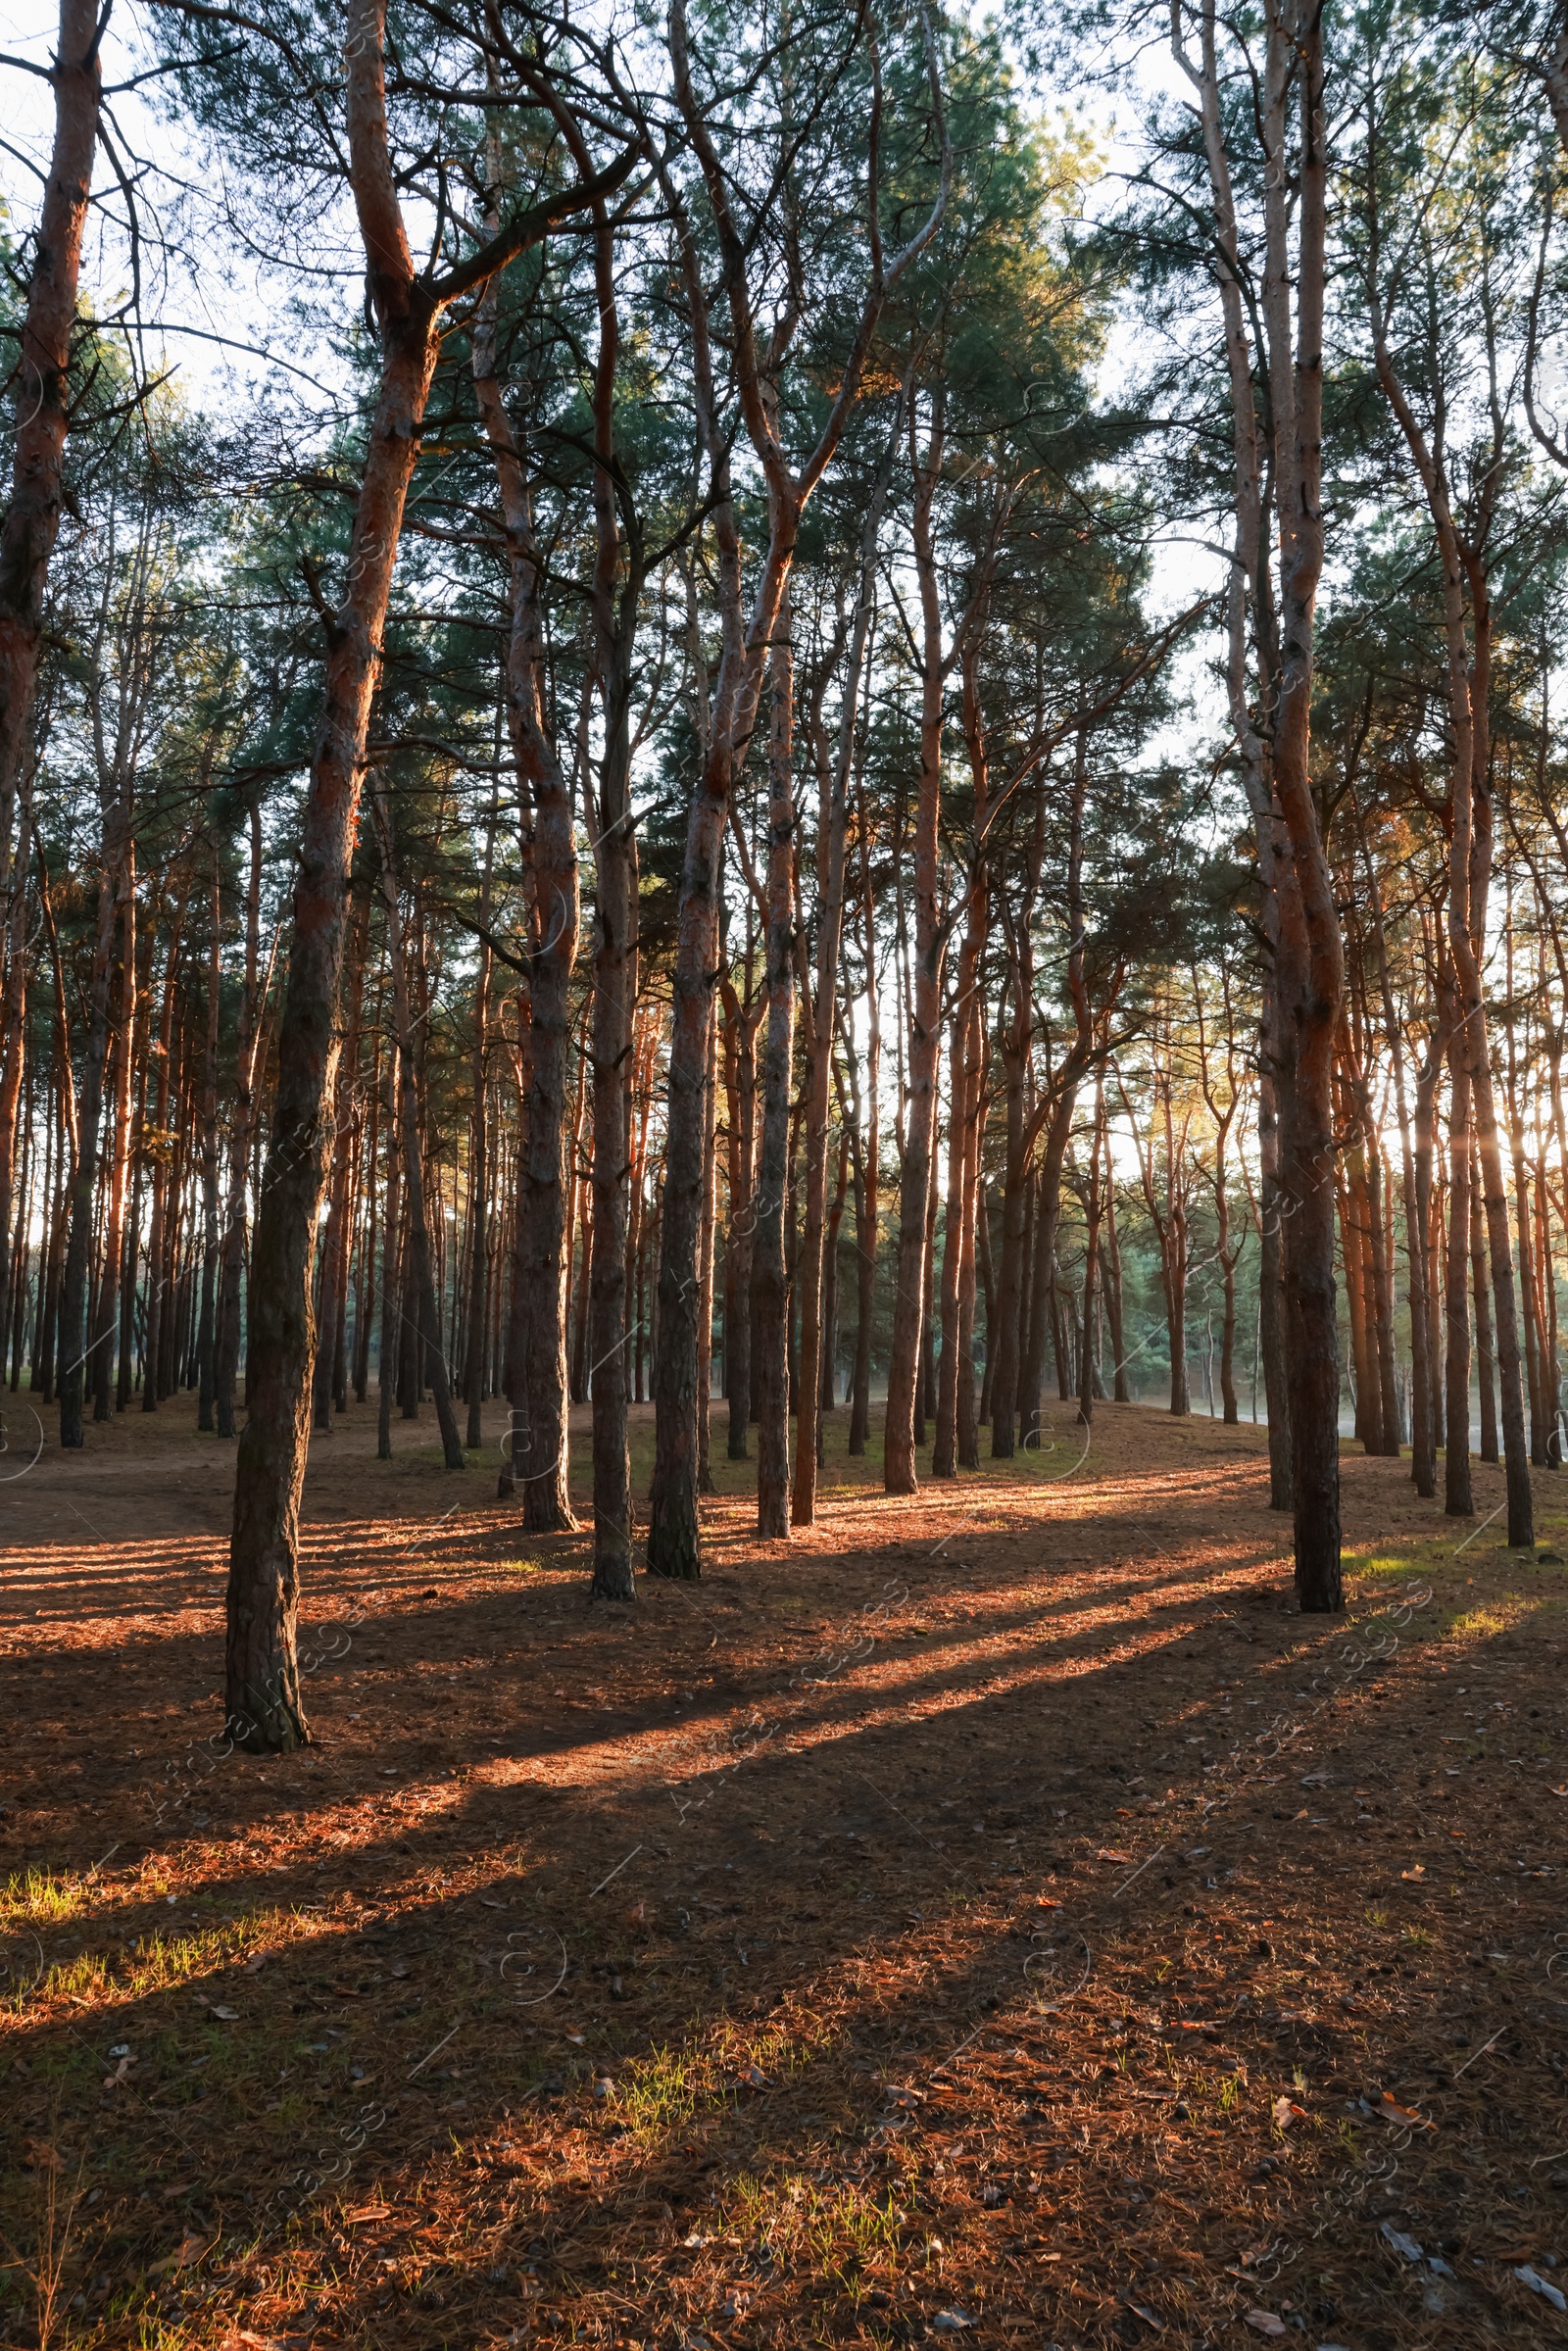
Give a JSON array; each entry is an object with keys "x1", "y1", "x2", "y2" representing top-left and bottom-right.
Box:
[{"x1": 1, "y1": 0, "x2": 355, "y2": 404}]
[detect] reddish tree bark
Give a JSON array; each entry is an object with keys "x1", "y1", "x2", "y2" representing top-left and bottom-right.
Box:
[
  {"x1": 0, "y1": 0, "x2": 102, "y2": 1425},
  {"x1": 226, "y1": 0, "x2": 629, "y2": 1745}
]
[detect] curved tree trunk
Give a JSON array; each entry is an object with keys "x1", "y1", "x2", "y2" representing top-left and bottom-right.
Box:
[
  {"x1": 225, "y1": 2, "x2": 620, "y2": 1742},
  {"x1": 227, "y1": 0, "x2": 441, "y2": 1752}
]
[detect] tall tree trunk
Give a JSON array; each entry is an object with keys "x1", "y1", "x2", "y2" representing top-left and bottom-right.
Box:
[
  {"x1": 59, "y1": 833, "x2": 118, "y2": 1449},
  {"x1": 721, "y1": 971, "x2": 760, "y2": 1458},
  {"x1": 473, "y1": 246, "x2": 578, "y2": 1531},
  {"x1": 225, "y1": 0, "x2": 618, "y2": 1747},
  {"x1": 225, "y1": 0, "x2": 439, "y2": 1742},
  {"x1": 932, "y1": 996, "x2": 965, "y2": 1480},
  {"x1": 793, "y1": 430, "x2": 893, "y2": 1521},
  {"x1": 1445, "y1": 1057, "x2": 1474, "y2": 1516},
  {"x1": 216, "y1": 796, "x2": 264, "y2": 1440},
  {"x1": 956, "y1": 1003, "x2": 985, "y2": 1468},
  {"x1": 1363, "y1": 811, "x2": 1434, "y2": 1492},
  {"x1": 1077, "y1": 1076, "x2": 1106, "y2": 1429},
  {"x1": 581, "y1": 242, "x2": 643, "y2": 1604},
  {"x1": 93, "y1": 839, "x2": 136, "y2": 1422},
  {"x1": 1266, "y1": 7, "x2": 1342, "y2": 1609},
  {"x1": 886, "y1": 406, "x2": 947, "y2": 1494},
  {"x1": 844, "y1": 997, "x2": 876, "y2": 1455},
  {"x1": 1471, "y1": 1148, "x2": 1498, "y2": 1467},
  {"x1": 465, "y1": 816, "x2": 494, "y2": 1450},
  {"x1": 375, "y1": 1024, "x2": 401, "y2": 1463},
  {"x1": 821, "y1": 1136, "x2": 849, "y2": 1422},
  {"x1": 1099, "y1": 1168, "x2": 1126, "y2": 1402},
  {"x1": 989, "y1": 1003, "x2": 1029, "y2": 1457},
  {"x1": 1339, "y1": 1139, "x2": 1373, "y2": 1451},
  {"x1": 313, "y1": 887, "x2": 367, "y2": 1434},
  {"x1": 0, "y1": 780, "x2": 30, "y2": 1443},
  {"x1": 1415, "y1": 1035, "x2": 1446, "y2": 1476},
  {"x1": 195, "y1": 850, "x2": 222, "y2": 1428},
  {"x1": 697, "y1": 994, "x2": 718, "y2": 1494},
  {"x1": 653, "y1": 0, "x2": 945, "y2": 1557},
  {"x1": 0, "y1": 0, "x2": 101, "y2": 1434},
  {"x1": 372, "y1": 793, "x2": 464, "y2": 1471},
  {"x1": 753, "y1": 593, "x2": 796, "y2": 1539},
  {"x1": 1368, "y1": 96, "x2": 1529, "y2": 1548}
]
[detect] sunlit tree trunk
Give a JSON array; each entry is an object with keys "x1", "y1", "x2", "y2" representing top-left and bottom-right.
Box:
[
  {"x1": 1445, "y1": 1055, "x2": 1474, "y2": 1517},
  {"x1": 886, "y1": 404, "x2": 947, "y2": 1494},
  {"x1": 226, "y1": 0, "x2": 619, "y2": 1740},
  {"x1": 0, "y1": 0, "x2": 102, "y2": 1434}
]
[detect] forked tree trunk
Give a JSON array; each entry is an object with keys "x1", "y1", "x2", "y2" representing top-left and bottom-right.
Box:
[
  {"x1": 226, "y1": 7, "x2": 444, "y2": 1748},
  {"x1": 647, "y1": 30, "x2": 951, "y2": 1523},
  {"x1": 225, "y1": 0, "x2": 619, "y2": 1743}
]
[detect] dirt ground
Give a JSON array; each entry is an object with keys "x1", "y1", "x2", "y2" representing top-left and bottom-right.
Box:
[{"x1": 3, "y1": 1390, "x2": 1568, "y2": 2351}]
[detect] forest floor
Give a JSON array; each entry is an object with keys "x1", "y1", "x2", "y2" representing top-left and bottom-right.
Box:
[{"x1": 4, "y1": 1396, "x2": 1568, "y2": 2351}]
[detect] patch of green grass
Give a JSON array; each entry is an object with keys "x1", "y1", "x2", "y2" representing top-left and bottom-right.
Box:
[
  {"x1": 0, "y1": 1867, "x2": 92, "y2": 1929},
  {"x1": 613, "y1": 2043, "x2": 714, "y2": 2136},
  {"x1": 725, "y1": 2168, "x2": 906, "y2": 2287},
  {"x1": 1441, "y1": 1601, "x2": 1523, "y2": 1642},
  {"x1": 612, "y1": 2015, "x2": 835, "y2": 2145}
]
